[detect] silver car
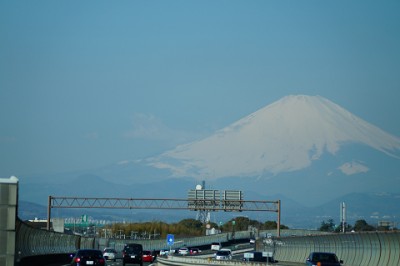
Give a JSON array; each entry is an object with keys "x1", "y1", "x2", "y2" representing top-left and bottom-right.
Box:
[{"x1": 103, "y1": 248, "x2": 117, "y2": 262}]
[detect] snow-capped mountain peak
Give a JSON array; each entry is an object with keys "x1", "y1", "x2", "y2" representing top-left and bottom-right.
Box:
[{"x1": 148, "y1": 95, "x2": 400, "y2": 179}]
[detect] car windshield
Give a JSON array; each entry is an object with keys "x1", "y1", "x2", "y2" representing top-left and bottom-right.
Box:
[
  {"x1": 125, "y1": 245, "x2": 141, "y2": 253},
  {"x1": 77, "y1": 250, "x2": 103, "y2": 258},
  {"x1": 217, "y1": 251, "x2": 230, "y2": 256},
  {"x1": 312, "y1": 253, "x2": 339, "y2": 263},
  {"x1": 104, "y1": 249, "x2": 115, "y2": 253}
]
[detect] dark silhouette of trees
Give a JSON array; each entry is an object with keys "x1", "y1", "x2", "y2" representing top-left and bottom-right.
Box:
[
  {"x1": 319, "y1": 219, "x2": 380, "y2": 232},
  {"x1": 319, "y1": 219, "x2": 336, "y2": 232},
  {"x1": 354, "y1": 219, "x2": 375, "y2": 231},
  {"x1": 264, "y1": 220, "x2": 289, "y2": 230},
  {"x1": 220, "y1": 216, "x2": 288, "y2": 232}
]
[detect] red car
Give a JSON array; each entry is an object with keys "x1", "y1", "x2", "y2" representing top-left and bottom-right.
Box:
[
  {"x1": 142, "y1": 250, "x2": 155, "y2": 262},
  {"x1": 190, "y1": 248, "x2": 201, "y2": 255}
]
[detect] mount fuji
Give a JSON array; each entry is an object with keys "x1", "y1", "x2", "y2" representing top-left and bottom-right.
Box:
[
  {"x1": 19, "y1": 95, "x2": 400, "y2": 227},
  {"x1": 147, "y1": 95, "x2": 400, "y2": 180}
]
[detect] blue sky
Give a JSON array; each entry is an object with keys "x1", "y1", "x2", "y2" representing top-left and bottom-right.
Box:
[{"x1": 1, "y1": 1, "x2": 400, "y2": 178}]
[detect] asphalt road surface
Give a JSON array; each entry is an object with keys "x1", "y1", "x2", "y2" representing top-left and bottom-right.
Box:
[{"x1": 59, "y1": 259, "x2": 156, "y2": 266}]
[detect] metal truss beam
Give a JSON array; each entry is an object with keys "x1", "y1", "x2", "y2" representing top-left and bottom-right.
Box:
[{"x1": 47, "y1": 196, "x2": 281, "y2": 236}]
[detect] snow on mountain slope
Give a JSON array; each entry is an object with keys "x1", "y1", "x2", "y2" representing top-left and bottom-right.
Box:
[{"x1": 148, "y1": 95, "x2": 400, "y2": 179}]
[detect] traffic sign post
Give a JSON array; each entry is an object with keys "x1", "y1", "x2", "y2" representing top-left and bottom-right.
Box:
[
  {"x1": 167, "y1": 234, "x2": 174, "y2": 254},
  {"x1": 167, "y1": 234, "x2": 174, "y2": 245}
]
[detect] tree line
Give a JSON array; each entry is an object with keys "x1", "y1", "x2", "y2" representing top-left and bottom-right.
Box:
[
  {"x1": 106, "y1": 216, "x2": 288, "y2": 239},
  {"x1": 319, "y1": 219, "x2": 397, "y2": 232}
]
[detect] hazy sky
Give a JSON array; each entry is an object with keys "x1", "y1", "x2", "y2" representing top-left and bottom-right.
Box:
[{"x1": 1, "y1": 1, "x2": 400, "y2": 178}]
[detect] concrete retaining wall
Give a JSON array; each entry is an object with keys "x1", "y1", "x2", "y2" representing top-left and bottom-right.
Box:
[{"x1": 0, "y1": 176, "x2": 19, "y2": 266}]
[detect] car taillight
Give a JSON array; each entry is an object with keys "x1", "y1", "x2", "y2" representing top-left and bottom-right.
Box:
[
  {"x1": 74, "y1": 257, "x2": 81, "y2": 262},
  {"x1": 99, "y1": 258, "x2": 105, "y2": 263}
]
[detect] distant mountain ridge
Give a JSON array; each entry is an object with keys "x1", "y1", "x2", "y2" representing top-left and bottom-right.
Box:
[{"x1": 148, "y1": 95, "x2": 400, "y2": 179}]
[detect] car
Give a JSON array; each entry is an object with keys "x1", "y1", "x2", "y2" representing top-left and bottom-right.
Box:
[
  {"x1": 122, "y1": 243, "x2": 143, "y2": 266},
  {"x1": 211, "y1": 242, "x2": 221, "y2": 251},
  {"x1": 189, "y1": 247, "x2": 201, "y2": 255},
  {"x1": 306, "y1": 252, "x2": 343, "y2": 266},
  {"x1": 178, "y1": 247, "x2": 189, "y2": 255},
  {"x1": 70, "y1": 249, "x2": 106, "y2": 266},
  {"x1": 243, "y1": 251, "x2": 276, "y2": 263},
  {"x1": 215, "y1": 248, "x2": 232, "y2": 260},
  {"x1": 169, "y1": 248, "x2": 177, "y2": 254},
  {"x1": 142, "y1": 250, "x2": 154, "y2": 262},
  {"x1": 103, "y1": 248, "x2": 117, "y2": 261},
  {"x1": 159, "y1": 249, "x2": 169, "y2": 256}
]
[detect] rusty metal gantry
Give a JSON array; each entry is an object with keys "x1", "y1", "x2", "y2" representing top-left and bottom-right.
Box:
[{"x1": 47, "y1": 196, "x2": 281, "y2": 236}]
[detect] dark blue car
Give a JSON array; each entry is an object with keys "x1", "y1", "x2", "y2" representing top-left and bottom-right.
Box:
[{"x1": 306, "y1": 252, "x2": 343, "y2": 266}]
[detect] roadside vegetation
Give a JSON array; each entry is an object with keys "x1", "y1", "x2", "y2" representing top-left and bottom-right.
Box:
[{"x1": 105, "y1": 216, "x2": 288, "y2": 239}]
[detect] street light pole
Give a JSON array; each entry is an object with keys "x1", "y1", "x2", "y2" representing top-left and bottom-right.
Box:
[
  {"x1": 277, "y1": 200, "x2": 281, "y2": 237},
  {"x1": 47, "y1": 196, "x2": 52, "y2": 231}
]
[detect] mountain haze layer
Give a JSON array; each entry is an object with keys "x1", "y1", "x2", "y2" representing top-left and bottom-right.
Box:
[{"x1": 148, "y1": 95, "x2": 400, "y2": 179}]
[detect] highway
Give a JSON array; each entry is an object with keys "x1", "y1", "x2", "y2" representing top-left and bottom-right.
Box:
[
  {"x1": 55, "y1": 258, "x2": 155, "y2": 266},
  {"x1": 56, "y1": 257, "x2": 303, "y2": 266},
  {"x1": 46, "y1": 247, "x2": 300, "y2": 266},
  {"x1": 55, "y1": 252, "x2": 244, "y2": 266}
]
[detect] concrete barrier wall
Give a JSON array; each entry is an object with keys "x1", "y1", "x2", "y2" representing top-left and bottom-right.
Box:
[
  {"x1": 271, "y1": 231, "x2": 400, "y2": 266},
  {"x1": 157, "y1": 256, "x2": 269, "y2": 266},
  {"x1": 0, "y1": 176, "x2": 19, "y2": 266}
]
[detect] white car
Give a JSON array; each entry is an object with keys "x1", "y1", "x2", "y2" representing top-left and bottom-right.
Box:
[
  {"x1": 103, "y1": 247, "x2": 117, "y2": 261},
  {"x1": 215, "y1": 249, "x2": 232, "y2": 260},
  {"x1": 159, "y1": 249, "x2": 169, "y2": 256},
  {"x1": 178, "y1": 247, "x2": 189, "y2": 255},
  {"x1": 211, "y1": 242, "x2": 221, "y2": 251}
]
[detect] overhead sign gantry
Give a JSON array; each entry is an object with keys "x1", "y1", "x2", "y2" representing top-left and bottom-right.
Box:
[{"x1": 47, "y1": 195, "x2": 281, "y2": 236}]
